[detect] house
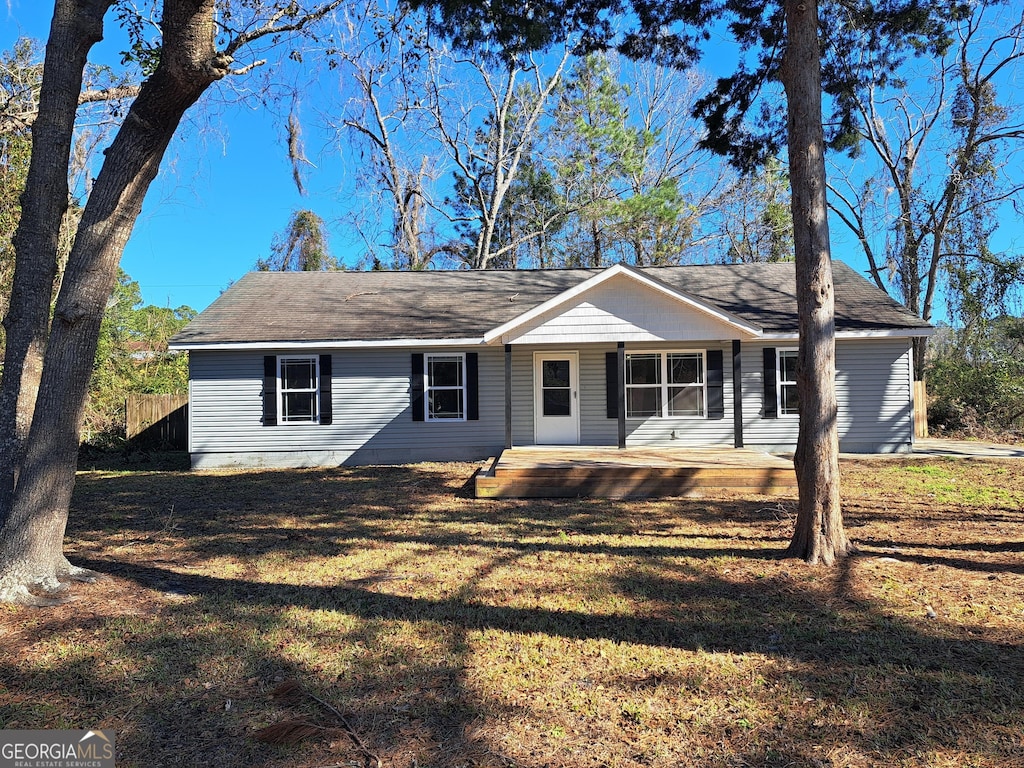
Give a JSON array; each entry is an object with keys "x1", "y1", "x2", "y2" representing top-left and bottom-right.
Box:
[{"x1": 168, "y1": 261, "x2": 932, "y2": 469}]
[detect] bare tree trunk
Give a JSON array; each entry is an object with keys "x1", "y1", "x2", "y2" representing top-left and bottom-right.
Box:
[
  {"x1": 0, "y1": 0, "x2": 113, "y2": 524},
  {"x1": 0, "y1": 0, "x2": 229, "y2": 603},
  {"x1": 0, "y1": 0, "x2": 341, "y2": 604},
  {"x1": 780, "y1": 0, "x2": 850, "y2": 565}
]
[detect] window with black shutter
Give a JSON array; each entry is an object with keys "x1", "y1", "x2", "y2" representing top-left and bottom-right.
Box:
[{"x1": 262, "y1": 354, "x2": 332, "y2": 425}]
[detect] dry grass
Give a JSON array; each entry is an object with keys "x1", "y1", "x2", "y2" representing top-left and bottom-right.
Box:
[{"x1": 1, "y1": 456, "x2": 1022, "y2": 767}]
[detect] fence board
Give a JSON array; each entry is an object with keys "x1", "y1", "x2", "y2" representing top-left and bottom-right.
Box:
[
  {"x1": 126, "y1": 394, "x2": 188, "y2": 448},
  {"x1": 913, "y1": 380, "x2": 928, "y2": 439}
]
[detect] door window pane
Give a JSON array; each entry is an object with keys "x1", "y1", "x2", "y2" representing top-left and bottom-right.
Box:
[
  {"x1": 542, "y1": 360, "x2": 570, "y2": 388},
  {"x1": 543, "y1": 389, "x2": 571, "y2": 417}
]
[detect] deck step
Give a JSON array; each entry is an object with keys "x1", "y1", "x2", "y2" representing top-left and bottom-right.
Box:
[
  {"x1": 475, "y1": 475, "x2": 796, "y2": 499},
  {"x1": 475, "y1": 447, "x2": 796, "y2": 499}
]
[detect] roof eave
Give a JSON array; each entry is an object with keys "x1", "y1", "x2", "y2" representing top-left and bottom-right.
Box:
[
  {"x1": 761, "y1": 327, "x2": 935, "y2": 341},
  {"x1": 168, "y1": 337, "x2": 488, "y2": 351}
]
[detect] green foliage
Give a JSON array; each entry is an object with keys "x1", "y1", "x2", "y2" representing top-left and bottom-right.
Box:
[
  {"x1": 544, "y1": 52, "x2": 700, "y2": 268},
  {"x1": 927, "y1": 317, "x2": 1024, "y2": 439},
  {"x1": 721, "y1": 157, "x2": 793, "y2": 264},
  {"x1": 0, "y1": 38, "x2": 42, "y2": 353},
  {"x1": 552, "y1": 54, "x2": 644, "y2": 267},
  {"x1": 115, "y1": 3, "x2": 162, "y2": 75},
  {"x1": 0, "y1": 132, "x2": 29, "y2": 350},
  {"x1": 610, "y1": 176, "x2": 690, "y2": 266},
  {"x1": 412, "y1": 0, "x2": 961, "y2": 175},
  {"x1": 84, "y1": 269, "x2": 196, "y2": 446},
  {"x1": 256, "y1": 209, "x2": 338, "y2": 271}
]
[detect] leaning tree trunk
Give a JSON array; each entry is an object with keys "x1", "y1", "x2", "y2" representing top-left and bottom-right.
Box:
[
  {"x1": 0, "y1": 0, "x2": 114, "y2": 525},
  {"x1": 0, "y1": 0, "x2": 230, "y2": 603},
  {"x1": 780, "y1": 0, "x2": 851, "y2": 565}
]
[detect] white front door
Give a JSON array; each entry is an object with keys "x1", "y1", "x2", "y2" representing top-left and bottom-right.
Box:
[{"x1": 534, "y1": 352, "x2": 580, "y2": 445}]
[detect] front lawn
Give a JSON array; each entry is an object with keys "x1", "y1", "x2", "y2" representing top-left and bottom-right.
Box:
[{"x1": 1, "y1": 458, "x2": 1021, "y2": 767}]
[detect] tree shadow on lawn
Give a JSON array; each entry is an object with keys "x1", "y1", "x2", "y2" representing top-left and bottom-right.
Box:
[
  {"x1": 59, "y1": 551, "x2": 1024, "y2": 767},
  {"x1": 6, "y1": 463, "x2": 1019, "y2": 767},
  {"x1": 68, "y1": 465, "x2": 793, "y2": 562}
]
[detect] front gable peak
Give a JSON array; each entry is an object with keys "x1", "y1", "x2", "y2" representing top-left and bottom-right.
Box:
[{"x1": 483, "y1": 263, "x2": 763, "y2": 345}]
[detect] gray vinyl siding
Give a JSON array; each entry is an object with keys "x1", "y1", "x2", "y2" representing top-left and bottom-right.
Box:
[
  {"x1": 742, "y1": 338, "x2": 913, "y2": 453},
  {"x1": 508, "y1": 277, "x2": 748, "y2": 344},
  {"x1": 835, "y1": 339, "x2": 914, "y2": 451},
  {"x1": 189, "y1": 336, "x2": 913, "y2": 467},
  {"x1": 189, "y1": 347, "x2": 505, "y2": 466},
  {"x1": 510, "y1": 345, "x2": 619, "y2": 446},
  {"x1": 740, "y1": 343, "x2": 799, "y2": 450},
  {"x1": 509, "y1": 343, "x2": 733, "y2": 448},
  {"x1": 580, "y1": 346, "x2": 618, "y2": 445},
  {"x1": 622, "y1": 343, "x2": 735, "y2": 447},
  {"x1": 510, "y1": 346, "x2": 533, "y2": 445}
]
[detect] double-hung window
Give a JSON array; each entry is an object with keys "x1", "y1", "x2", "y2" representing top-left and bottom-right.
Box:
[
  {"x1": 778, "y1": 349, "x2": 799, "y2": 416},
  {"x1": 425, "y1": 353, "x2": 466, "y2": 421},
  {"x1": 278, "y1": 356, "x2": 319, "y2": 423},
  {"x1": 625, "y1": 351, "x2": 706, "y2": 418}
]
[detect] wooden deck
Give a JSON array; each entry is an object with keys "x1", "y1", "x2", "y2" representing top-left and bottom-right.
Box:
[{"x1": 474, "y1": 446, "x2": 797, "y2": 499}]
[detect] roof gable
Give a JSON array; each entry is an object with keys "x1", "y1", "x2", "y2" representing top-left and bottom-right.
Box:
[{"x1": 485, "y1": 263, "x2": 762, "y2": 344}]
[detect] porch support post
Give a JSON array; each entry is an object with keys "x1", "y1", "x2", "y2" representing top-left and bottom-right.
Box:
[
  {"x1": 617, "y1": 341, "x2": 626, "y2": 449},
  {"x1": 732, "y1": 339, "x2": 744, "y2": 448},
  {"x1": 504, "y1": 343, "x2": 513, "y2": 449}
]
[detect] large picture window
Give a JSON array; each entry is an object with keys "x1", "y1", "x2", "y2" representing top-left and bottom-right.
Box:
[
  {"x1": 626, "y1": 351, "x2": 706, "y2": 419},
  {"x1": 778, "y1": 349, "x2": 799, "y2": 416},
  {"x1": 426, "y1": 353, "x2": 466, "y2": 420},
  {"x1": 278, "y1": 356, "x2": 319, "y2": 423}
]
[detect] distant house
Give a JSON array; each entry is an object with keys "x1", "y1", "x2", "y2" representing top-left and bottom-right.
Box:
[{"x1": 168, "y1": 261, "x2": 932, "y2": 468}]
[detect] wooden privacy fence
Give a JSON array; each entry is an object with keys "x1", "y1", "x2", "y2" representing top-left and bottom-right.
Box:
[
  {"x1": 126, "y1": 393, "x2": 188, "y2": 449},
  {"x1": 914, "y1": 380, "x2": 929, "y2": 439}
]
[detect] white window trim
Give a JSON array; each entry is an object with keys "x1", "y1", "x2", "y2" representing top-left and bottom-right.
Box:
[
  {"x1": 777, "y1": 348, "x2": 799, "y2": 417},
  {"x1": 625, "y1": 350, "x2": 708, "y2": 420},
  {"x1": 278, "y1": 355, "x2": 320, "y2": 424},
  {"x1": 425, "y1": 352, "x2": 467, "y2": 422}
]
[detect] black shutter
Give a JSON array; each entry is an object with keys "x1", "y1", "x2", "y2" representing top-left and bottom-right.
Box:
[
  {"x1": 318, "y1": 354, "x2": 333, "y2": 425},
  {"x1": 707, "y1": 349, "x2": 724, "y2": 419},
  {"x1": 763, "y1": 347, "x2": 778, "y2": 419},
  {"x1": 466, "y1": 352, "x2": 479, "y2": 420},
  {"x1": 411, "y1": 353, "x2": 425, "y2": 421},
  {"x1": 605, "y1": 352, "x2": 619, "y2": 418},
  {"x1": 262, "y1": 355, "x2": 277, "y2": 426}
]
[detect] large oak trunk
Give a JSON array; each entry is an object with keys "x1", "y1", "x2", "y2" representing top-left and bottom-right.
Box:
[
  {"x1": 780, "y1": 0, "x2": 851, "y2": 565},
  {"x1": 0, "y1": 0, "x2": 227, "y2": 602},
  {"x1": 0, "y1": 0, "x2": 114, "y2": 524}
]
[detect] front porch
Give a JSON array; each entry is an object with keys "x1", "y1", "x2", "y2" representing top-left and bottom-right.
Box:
[{"x1": 474, "y1": 446, "x2": 797, "y2": 499}]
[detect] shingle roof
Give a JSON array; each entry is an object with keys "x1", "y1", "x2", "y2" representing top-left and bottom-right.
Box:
[{"x1": 170, "y1": 261, "x2": 931, "y2": 346}]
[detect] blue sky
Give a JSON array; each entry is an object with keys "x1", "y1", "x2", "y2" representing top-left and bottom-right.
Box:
[{"x1": 3, "y1": 0, "x2": 359, "y2": 311}]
